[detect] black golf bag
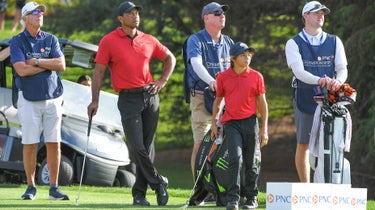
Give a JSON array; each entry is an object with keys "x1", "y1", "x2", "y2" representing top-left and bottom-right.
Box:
[
  {"x1": 188, "y1": 128, "x2": 261, "y2": 206},
  {"x1": 188, "y1": 126, "x2": 233, "y2": 205},
  {"x1": 310, "y1": 85, "x2": 356, "y2": 184},
  {"x1": 188, "y1": 129, "x2": 215, "y2": 205}
]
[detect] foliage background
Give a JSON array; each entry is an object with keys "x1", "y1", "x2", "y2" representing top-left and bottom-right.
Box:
[{"x1": 3, "y1": 0, "x2": 374, "y2": 198}]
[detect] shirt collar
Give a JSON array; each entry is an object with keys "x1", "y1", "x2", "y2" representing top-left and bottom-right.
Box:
[
  {"x1": 301, "y1": 29, "x2": 326, "y2": 45},
  {"x1": 23, "y1": 29, "x2": 46, "y2": 40},
  {"x1": 202, "y1": 29, "x2": 223, "y2": 47},
  {"x1": 116, "y1": 27, "x2": 142, "y2": 39}
]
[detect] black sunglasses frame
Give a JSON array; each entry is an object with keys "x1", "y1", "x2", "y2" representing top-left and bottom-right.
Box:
[{"x1": 211, "y1": 10, "x2": 225, "y2": 16}]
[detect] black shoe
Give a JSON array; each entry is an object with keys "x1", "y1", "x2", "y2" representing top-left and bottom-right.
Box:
[
  {"x1": 156, "y1": 176, "x2": 168, "y2": 206},
  {"x1": 242, "y1": 196, "x2": 258, "y2": 209},
  {"x1": 226, "y1": 201, "x2": 239, "y2": 210},
  {"x1": 21, "y1": 185, "x2": 37, "y2": 200},
  {"x1": 133, "y1": 197, "x2": 150, "y2": 206}
]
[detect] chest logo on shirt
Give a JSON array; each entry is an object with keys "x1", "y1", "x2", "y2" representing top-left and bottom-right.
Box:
[
  {"x1": 318, "y1": 55, "x2": 334, "y2": 61},
  {"x1": 26, "y1": 47, "x2": 52, "y2": 59},
  {"x1": 304, "y1": 54, "x2": 335, "y2": 68}
]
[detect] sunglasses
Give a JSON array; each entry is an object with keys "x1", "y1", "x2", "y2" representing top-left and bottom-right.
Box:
[
  {"x1": 27, "y1": 10, "x2": 44, "y2": 16},
  {"x1": 210, "y1": 10, "x2": 225, "y2": 16},
  {"x1": 306, "y1": 4, "x2": 326, "y2": 13}
]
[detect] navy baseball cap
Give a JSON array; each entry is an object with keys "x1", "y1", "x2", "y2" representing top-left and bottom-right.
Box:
[
  {"x1": 201, "y1": 2, "x2": 229, "y2": 19},
  {"x1": 116, "y1": 1, "x2": 142, "y2": 16},
  {"x1": 230, "y1": 42, "x2": 255, "y2": 56},
  {"x1": 302, "y1": 1, "x2": 330, "y2": 16}
]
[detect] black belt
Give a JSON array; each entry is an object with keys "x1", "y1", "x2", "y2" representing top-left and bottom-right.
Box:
[
  {"x1": 121, "y1": 85, "x2": 151, "y2": 93},
  {"x1": 191, "y1": 89, "x2": 204, "y2": 95}
]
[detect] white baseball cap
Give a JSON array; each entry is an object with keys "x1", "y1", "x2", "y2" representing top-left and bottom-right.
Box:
[
  {"x1": 21, "y1": 2, "x2": 46, "y2": 17},
  {"x1": 302, "y1": 1, "x2": 330, "y2": 16}
]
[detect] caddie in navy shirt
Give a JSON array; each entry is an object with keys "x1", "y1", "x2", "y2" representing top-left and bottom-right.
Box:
[{"x1": 10, "y1": 1, "x2": 69, "y2": 201}]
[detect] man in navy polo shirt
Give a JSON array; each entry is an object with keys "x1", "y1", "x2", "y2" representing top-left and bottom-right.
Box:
[
  {"x1": 10, "y1": 2, "x2": 69, "y2": 201},
  {"x1": 186, "y1": 1, "x2": 234, "y2": 181}
]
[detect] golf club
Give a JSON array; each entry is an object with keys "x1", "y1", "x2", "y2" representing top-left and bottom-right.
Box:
[
  {"x1": 181, "y1": 110, "x2": 224, "y2": 209},
  {"x1": 181, "y1": 153, "x2": 209, "y2": 209},
  {"x1": 75, "y1": 112, "x2": 93, "y2": 206},
  {"x1": 181, "y1": 131, "x2": 222, "y2": 209}
]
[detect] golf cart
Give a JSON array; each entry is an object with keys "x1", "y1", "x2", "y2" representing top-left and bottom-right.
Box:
[{"x1": 0, "y1": 38, "x2": 135, "y2": 187}]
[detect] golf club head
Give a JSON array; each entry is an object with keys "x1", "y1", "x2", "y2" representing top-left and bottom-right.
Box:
[{"x1": 180, "y1": 203, "x2": 189, "y2": 209}]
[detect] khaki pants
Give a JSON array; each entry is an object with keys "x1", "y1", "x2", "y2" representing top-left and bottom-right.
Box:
[{"x1": 190, "y1": 93, "x2": 211, "y2": 142}]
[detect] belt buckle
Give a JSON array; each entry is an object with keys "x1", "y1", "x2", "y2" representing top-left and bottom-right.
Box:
[{"x1": 144, "y1": 84, "x2": 151, "y2": 92}]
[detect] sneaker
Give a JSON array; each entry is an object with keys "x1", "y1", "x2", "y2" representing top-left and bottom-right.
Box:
[
  {"x1": 242, "y1": 196, "x2": 258, "y2": 209},
  {"x1": 21, "y1": 185, "x2": 37, "y2": 200},
  {"x1": 202, "y1": 192, "x2": 216, "y2": 204},
  {"x1": 227, "y1": 201, "x2": 239, "y2": 210},
  {"x1": 133, "y1": 196, "x2": 150, "y2": 206},
  {"x1": 49, "y1": 186, "x2": 70, "y2": 200},
  {"x1": 156, "y1": 176, "x2": 168, "y2": 206}
]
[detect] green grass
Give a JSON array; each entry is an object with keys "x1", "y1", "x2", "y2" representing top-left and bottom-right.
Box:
[
  {"x1": 0, "y1": 184, "x2": 267, "y2": 209},
  {"x1": 1, "y1": 184, "x2": 373, "y2": 209}
]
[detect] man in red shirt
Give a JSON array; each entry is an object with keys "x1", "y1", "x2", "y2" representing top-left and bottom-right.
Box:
[
  {"x1": 211, "y1": 42, "x2": 268, "y2": 210},
  {"x1": 87, "y1": 1, "x2": 176, "y2": 207}
]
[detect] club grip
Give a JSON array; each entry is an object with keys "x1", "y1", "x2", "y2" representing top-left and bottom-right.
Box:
[{"x1": 87, "y1": 112, "x2": 93, "y2": 137}]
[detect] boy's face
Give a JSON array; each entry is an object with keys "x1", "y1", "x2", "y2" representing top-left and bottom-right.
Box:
[{"x1": 232, "y1": 51, "x2": 253, "y2": 68}]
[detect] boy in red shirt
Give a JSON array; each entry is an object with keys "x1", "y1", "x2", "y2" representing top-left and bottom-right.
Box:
[{"x1": 211, "y1": 42, "x2": 268, "y2": 210}]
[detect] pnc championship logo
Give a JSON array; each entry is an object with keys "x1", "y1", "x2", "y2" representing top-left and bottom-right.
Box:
[
  {"x1": 267, "y1": 194, "x2": 274, "y2": 203},
  {"x1": 312, "y1": 194, "x2": 318, "y2": 204},
  {"x1": 333, "y1": 196, "x2": 338, "y2": 205},
  {"x1": 292, "y1": 195, "x2": 298, "y2": 204}
]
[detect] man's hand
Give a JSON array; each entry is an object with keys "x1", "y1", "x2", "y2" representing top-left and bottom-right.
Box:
[
  {"x1": 209, "y1": 80, "x2": 217, "y2": 92},
  {"x1": 87, "y1": 101, "x2": 98, "y2": 119},
  {"x1": 318, "y1": 77, "x2": 342, "y2": 91}
]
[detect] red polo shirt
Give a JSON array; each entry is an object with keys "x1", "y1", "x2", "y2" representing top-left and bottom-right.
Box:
[
  {"x1": 216, "y1": 66, "x2": 266, "y2": 125},
  {"x1": 95, "y1": 27, "x2": 168, "y2": 92}
]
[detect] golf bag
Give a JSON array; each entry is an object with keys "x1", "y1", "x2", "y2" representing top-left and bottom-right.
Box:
[
  {"x1": 188, "y1": 128, "x2": 261, "y2": 206},
  {"x1": 188, "y1": 129, "x2": 215, "y2": 205},
  {"x1": 188, "y1": 128, "x2": 231, "y2": 204},
  {"x1": 309, "y1": 85, "x2": 356, "y2": 184}
]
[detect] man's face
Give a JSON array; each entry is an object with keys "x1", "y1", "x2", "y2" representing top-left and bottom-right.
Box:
[
  {"x1": 24, "y1": 9, "x2": 44, "y2": 28},
  {"x1": 204, "y1": 9, "x2": 226, "y2": 29},
  {"x1": 118, "y1": 8, "x2": 140, "y2": 29},
  {"x1": 304, "y1": 10, "x2": 325, "y2": 28}
]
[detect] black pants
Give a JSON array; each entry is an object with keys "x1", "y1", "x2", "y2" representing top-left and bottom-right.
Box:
[
  {"x1": 118, "y1": 90, "x2": 162, "y2": 198},
  {"x1": 221, "y1": 115, "x2": 261, "y2": 203}
]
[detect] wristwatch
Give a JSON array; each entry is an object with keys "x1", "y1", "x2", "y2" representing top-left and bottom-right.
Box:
[{"x1": 35, "y1": 58, "x2": 40, "y2": 66}]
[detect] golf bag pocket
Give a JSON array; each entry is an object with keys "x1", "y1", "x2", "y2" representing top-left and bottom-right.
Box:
[{"x1": 189, "y1": 130, "x2": 214, "y2": 205}]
